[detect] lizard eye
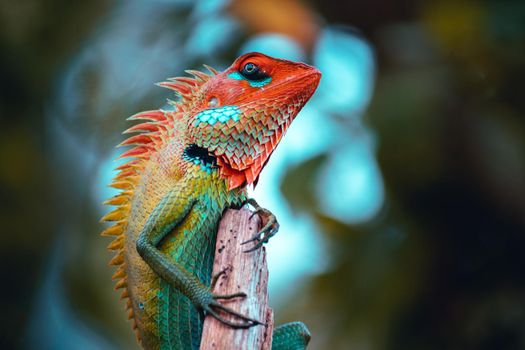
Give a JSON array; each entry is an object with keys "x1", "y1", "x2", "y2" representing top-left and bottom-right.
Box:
[
  {"x1": 240, "y1": 62, "x2": 269, "y2": 81},
  {"x1": 244, "y1": 63, "x2": 256, "y2": 73}
]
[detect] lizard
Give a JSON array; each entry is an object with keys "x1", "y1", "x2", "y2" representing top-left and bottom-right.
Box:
[{"x1": 101, "y1": 52, "x2": 321, "y2": 350}]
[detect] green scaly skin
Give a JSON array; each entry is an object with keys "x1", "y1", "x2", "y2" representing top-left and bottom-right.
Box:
[
  {"x1": 131, "y1": 143, "x2": 309, "y2": 349},
  {"x1": 135, "y1": 169, "x2": 247, "y2": 350}
]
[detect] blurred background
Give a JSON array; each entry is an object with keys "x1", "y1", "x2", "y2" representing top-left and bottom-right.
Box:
[{"x1": 1, "y1": 0, "x2": 525, "y2": 349}]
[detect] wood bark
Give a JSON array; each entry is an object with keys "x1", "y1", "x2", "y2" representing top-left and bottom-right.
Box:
[{"x1": 200, "y1": 208, "x2": 274, "y2": 350}]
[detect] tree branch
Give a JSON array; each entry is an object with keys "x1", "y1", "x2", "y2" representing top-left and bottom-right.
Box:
[{"x1": 200, "y1": 208, "x2": 274, "y2": 349}]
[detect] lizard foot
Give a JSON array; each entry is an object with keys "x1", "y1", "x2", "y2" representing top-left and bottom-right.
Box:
[
  {"x1": 201, "y1": 291, "x2": 263, "y2": 328},
  {"x1": 241, "y1": 198, "x2": 280, "y2": 253}
]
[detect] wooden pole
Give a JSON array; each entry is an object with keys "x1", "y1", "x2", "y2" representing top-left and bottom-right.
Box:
[{"x1": 200, "y1": 208, "x2": 274, "y2": 350}]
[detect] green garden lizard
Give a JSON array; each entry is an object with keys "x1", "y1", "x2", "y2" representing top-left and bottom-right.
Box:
[{"x1": 102, "y1": 52, "x2": 321, "y2": 349}]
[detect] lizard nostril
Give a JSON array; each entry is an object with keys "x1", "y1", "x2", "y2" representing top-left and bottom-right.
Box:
[{"x1": 208, "y1": 97, "x2": 219, "y2": 108}]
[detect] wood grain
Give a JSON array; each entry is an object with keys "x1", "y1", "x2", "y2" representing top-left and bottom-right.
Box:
[{"x1": 200, "y1": 208, "x2": 273, "y2": 350}]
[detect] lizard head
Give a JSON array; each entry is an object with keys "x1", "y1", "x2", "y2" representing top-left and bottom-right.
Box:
[
  {"x1": 164, "y1": 52, "x2": 321, "y2": 189},
  {"x1": 204, "y1": 52, "x2": 321, "y2": 106}
]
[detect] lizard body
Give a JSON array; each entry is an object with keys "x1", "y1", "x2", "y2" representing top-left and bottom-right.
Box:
[{"x1": 102, "y1": 53, "x2": 320, "y2": 350}]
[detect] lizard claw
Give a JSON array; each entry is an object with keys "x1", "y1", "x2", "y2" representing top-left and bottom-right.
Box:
[
  {"x1": 242, "y1": 198, "x2": 279, "y2": 253},
  {"x1": 210, "y1": 267, "x2": 229, "y2": 291},
  {"x1": 214, "y1": 292, "x2": 246, "y2": 300},
  {"x1": 202, "y1": 291, "x2": 263, "y2": 328}
]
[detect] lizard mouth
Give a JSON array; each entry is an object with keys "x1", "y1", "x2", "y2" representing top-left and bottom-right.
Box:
[
  {"x1": 278, "y1": 67, "x2": 321, "y2": 89},
  {"x1": 262, "y1": 67, "x2": 321, "y2": 97}
]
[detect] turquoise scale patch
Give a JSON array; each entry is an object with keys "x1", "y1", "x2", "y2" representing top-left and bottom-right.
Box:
[
  {"x1": 227, "y1": 71, "x2": 272, "y2": 88},
  {"x1": 199, "y1": 163, "x2": 213, "y2": 174},
  {"x1": 194, "y1": 105, "x2": 240, "y2": 127}
]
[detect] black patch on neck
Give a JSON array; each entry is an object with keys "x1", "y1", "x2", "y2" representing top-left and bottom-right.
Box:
[{"x1": 183, "y1": 144, "x2": 217, "y2": 168}]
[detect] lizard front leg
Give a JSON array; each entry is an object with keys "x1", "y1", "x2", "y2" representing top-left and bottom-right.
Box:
[
  {"x1": 136, "y1": 190, "x2": 261, "y2": 328},
  {"x1": 241, "y1": 198, "x2": 280, "y2": 252}
]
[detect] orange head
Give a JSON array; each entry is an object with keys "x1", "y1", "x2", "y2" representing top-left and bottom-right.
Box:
[{"x1": 163, "y1": 52, "x2": 321, "y2": 189}]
